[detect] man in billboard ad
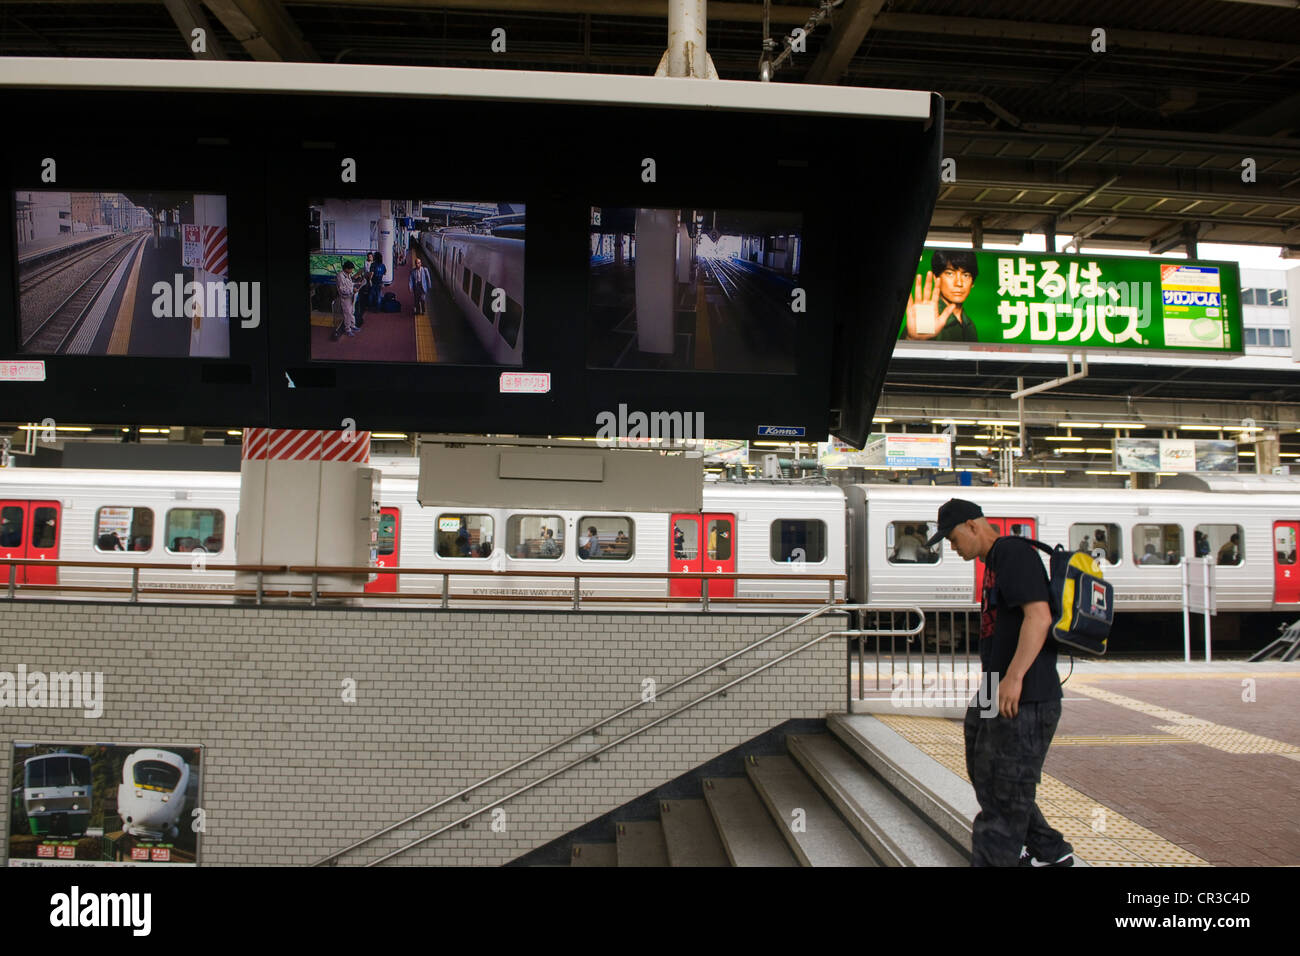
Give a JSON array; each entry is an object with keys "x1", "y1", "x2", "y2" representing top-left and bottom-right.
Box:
[
  {"x1": 8, "y1": 742, "x2": 202, "y2": 866},
  {"x1": 899, "y1": 250, "x2": 1243, "y2": 353},
  {"x1": 903, "y1": 250, "x2": 981, "y2": 341}
]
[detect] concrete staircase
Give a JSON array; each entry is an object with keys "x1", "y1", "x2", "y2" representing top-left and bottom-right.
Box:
[{"x1": 550, "y1": 715, "x2": 973, "y2": 867}]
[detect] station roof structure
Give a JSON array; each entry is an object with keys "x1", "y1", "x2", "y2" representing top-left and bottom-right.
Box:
[{"x1": 0, "y1": 0, "x2": 1295, "y2": 251}]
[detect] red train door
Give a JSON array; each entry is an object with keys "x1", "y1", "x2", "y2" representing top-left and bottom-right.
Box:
[
  {"x1": 670, "y1": 515, "x2": 701, "y2": 598},
  {"x1": 0, "y1": 500, "x2": 60, "y2": 587},
  {"x1": 365, "y1": 507, "x2": 400, "y2": 593},
  {"x1": 704, "y1": 514, "x2": 736, "y2": 599},
  {"x1": 975, "y1": 517, "x2": 1037, "y2": 594},
  {"x1": 1274, "y1": 521, "x2": 1299, "y2": 604}
]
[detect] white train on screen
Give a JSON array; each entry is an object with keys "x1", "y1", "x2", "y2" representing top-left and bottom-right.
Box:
[
  {"x1": 2, "y1": 461, "x2": 1299, "y2": 614},
  {"x1": 117, "y1": 748, "x2": 196, "y2": 840}
]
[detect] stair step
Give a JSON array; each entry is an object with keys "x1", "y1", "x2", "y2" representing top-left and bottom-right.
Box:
[
  {"x1": 616, "y1": 820, "x2": 669, "y2": 867},
  {"x1": 570, "y1": 842, "x2": 617, "y2": 867},
  {"x1": 702, "y1": 777, "x2": 798, "y2": 867},
  {"x1": 659, "y1": 799, "x2": 730, "y2": 867},
  {"x1": 788, "y1": 734, "x2": 968, "y2": 866},
  {"x1": 745, "y1": 754, "x2": 877, "y2": 867},
  {"x1": 829, "y1": 713, "x2": 978, "y2": 854}
]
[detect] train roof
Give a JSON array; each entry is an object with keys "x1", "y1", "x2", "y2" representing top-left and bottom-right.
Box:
[
  {"x1": 1156, "y1": 474, "x2": 1300, "y2": 493},
  {"x1": 849, "y1": 481, "x2": 1300, "y2": 506}
]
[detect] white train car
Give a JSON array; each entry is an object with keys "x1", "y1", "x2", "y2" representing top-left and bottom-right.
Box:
[
  {"x1": 117, "y1": 748, "x2": 195, "y2": 840},
  {"x1": 849, "y1": 481, "x2": 1300, "y2": 612},
  {"x1": 418, "y1": 230, "x2": 524, "y2": 365}
]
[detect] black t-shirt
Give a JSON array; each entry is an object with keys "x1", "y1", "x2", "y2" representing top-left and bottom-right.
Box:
[{"x1": 980, "y1": 536, "x2": 1062, "y2": 702}]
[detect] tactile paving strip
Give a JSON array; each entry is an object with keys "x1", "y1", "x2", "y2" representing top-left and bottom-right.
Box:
[
  {"x1": 1070, "y1": 684, "x2": 1300, "y2": 755},
  {"x1": 873, "y1": 714, "x2": 1209, "y2": 867}
]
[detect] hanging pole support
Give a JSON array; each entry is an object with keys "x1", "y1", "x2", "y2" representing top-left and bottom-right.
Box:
[
  {"x1": 1009, "y1": 353, "x2": 1089, "y2": 400},
  {"x1": 655, "y1": 0, "x2": 719, "y2": 79}
]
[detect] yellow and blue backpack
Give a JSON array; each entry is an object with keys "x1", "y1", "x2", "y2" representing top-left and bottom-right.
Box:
[{"x1": 1025, "y1": 539, "x2": 1114, "y2": 655}]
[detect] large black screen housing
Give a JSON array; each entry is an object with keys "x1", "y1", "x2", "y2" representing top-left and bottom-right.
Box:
[{"x1": 0, "y1": 59, "x2": 940, "y2": 446}]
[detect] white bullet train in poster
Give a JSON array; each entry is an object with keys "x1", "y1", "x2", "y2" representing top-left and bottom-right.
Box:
[{"x1": 117, "y1": 748, "x2": 196, "y2": 840}]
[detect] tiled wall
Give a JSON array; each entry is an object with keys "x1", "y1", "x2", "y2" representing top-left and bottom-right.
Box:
[{"x1": 1, "y1": 603, "x2": 845, "y2": 865}]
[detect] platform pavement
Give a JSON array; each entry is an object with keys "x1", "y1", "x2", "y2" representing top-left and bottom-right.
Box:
[{"x1": 851, "y1": 659, "x2": 1300, "y2": 866}]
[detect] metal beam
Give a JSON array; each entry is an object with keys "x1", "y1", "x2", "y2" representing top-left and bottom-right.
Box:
[
  {"x1": 1224, "y1": 88, "x2": 1300, "y2": 137},
  {"x1": 203, "y1": 0, "x2": 318, "y2": 61},
  {"x1": 162, "y1": 0, "x2": 228, "y2": 59},
  {"x1": 803, "y1": 0, "x2": 886, "y2": 85}
]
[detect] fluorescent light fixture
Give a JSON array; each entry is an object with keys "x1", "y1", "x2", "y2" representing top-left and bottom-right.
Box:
[
  {"x1": 871, "y1": 416, "x2": 894, "y2": 423},
  {"x1": 138, "y1": 428, "x2": 170, "y2": 434},
  {"x1": 1045, "y1": 435, "x2": 1083, "y2": 441},
  {"x1": 1224, "y1": 425, "x2": 1263, "y2": 432},
  {"x1": 1179, "y1": 425, "x2": 1225, "y2": 431},
  {"x1": 823, "y1": 465, "x2": 849, "y2": 470},
  {"x1": 1020, "y1": 468, "x2": 1067, "y2": 474},
  {"x1": 931, "y1": 418, "x2": 976, "y2": 425},
  {"x1": 1085, "y1": 447, "x2": 1114, "y2": 454},
  {"x1": 956, "y1": 445, "x2": 990, "y2": 452},
  {"x1": 976, "y1": 419, "x2": 1020, "y2": 426},
  {"x1": 1103, "y1": 423, "x2": 1146, "y2": 429},
  {"x1": 17, "y1": 424, "x2": 92, "y2": 431},
  {"x1": 370, "y1": 432, "x2": 409, "y2": 440},
  {"x1": 1085, "y1": 469, "x2": 1128, "y2": 475},
  {"x1": 753, "y1": 441, "x2": 793, "y2": 447},
  {"x1": 1238, "y1": 451, "x2": 1255, "y2": 457},
  {"x1": 226, "y1": 430, "x2": 243, "y2": 436},
  {"x1": 1280, "y1": 452, "x2": 1300, "y2": 458},
  {"x1": 1060, "y1": 422, "x2": 1103, "y2": 428}
]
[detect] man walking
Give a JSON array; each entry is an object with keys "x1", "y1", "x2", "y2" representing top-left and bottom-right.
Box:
[
  {"x1": 927, "y1": 499, "x2": 1074, "y2": 867},
  {"x1": 409, "y1": 254, "x2": 431, "y2": 315}
]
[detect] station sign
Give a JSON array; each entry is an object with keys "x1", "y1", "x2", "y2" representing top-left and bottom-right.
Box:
[
  {"x1": 820, "y1": 433, "x2": 951, "y2": 469},
  {"x1": 898, "y1": 250, "x2": 1243, "y2": 354},
  {"x1": 1115, "y1": 437, "x2": 1237, "y2": 473}
]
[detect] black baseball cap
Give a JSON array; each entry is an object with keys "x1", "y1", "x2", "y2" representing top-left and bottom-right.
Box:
[{"x1": 926, "y1": 498, "x2": 984, "y2": 547}]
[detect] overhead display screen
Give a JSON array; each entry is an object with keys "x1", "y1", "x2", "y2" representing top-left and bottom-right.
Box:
[
  {"x1": 13, "y1": 190, "x2": 231, "y2": 358},
  {"x1": 587, "y1": 206, "x2": 801, "y2": 373},
  {"x1": 897, "y1": 249, "x2": 1244, "y2": 354},
  {"x1": 308, "y1": 197, "x2": 525, "y2": 365}
]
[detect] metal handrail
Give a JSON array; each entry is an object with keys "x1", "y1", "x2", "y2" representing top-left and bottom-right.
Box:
[{"x1": 314, "y1": 603, "x2": 922, "y2": 866}]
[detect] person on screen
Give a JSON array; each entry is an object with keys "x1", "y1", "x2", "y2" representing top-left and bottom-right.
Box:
[
  {"x1": 332, "y1": 261, "x2": 363, "y2": 339},
  {"x1": 410, "y1": 255, "x2": 431, "y2": 316},
  {"x1": 368, "y1": 254, "x2": 386, "y2": 309},
  {"x1": 581, "y1": 526, "x2": 601, "y2": 558},
  {"x1": 903, "y1": 249, "x2": 980, "y2": 342}
]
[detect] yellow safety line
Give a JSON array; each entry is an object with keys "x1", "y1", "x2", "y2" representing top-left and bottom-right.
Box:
[
  {"x1": 695, "y1": 282, "x2": 713, "y2": 369},
  {"x1": 414, "y1": 306, "x2": 437, "y2": 363},
  {"x1": 107, "y1": 239, "x2": 146, "y2": 354},
  {"x1": 874, "y1": 714, "x2": 1210, "y2": 866},
  {"x1": 310, "y1": 312, "x2": 334, "y2": 328},
  {"x1": 1069, "y1": 683, "x2": 1300, "y2": 755}
]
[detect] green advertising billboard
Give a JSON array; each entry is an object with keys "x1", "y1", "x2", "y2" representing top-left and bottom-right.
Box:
[{"x1": 898, "y1": 249, "x2": 1243, "y2": 353}]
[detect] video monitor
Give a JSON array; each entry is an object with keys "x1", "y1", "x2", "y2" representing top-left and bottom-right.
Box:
[
  {"x1": 13, "y1": 190, "x2": 232, "y2": 358},
  {"x1": 308, "y1": 197, "x2": 525, "y2": 366},
  {"x1": 587, "y1": 206, "x2": 802, "y2": 374}
]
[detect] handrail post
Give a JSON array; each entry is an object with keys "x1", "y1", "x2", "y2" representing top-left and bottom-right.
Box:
[
  {"x1": 828, "y1": 577, "x2": 834, "y2": 604},
  {"x1": 8, "y1": 563, "x2": 16, "y2": 600},
  {"x1": 441, "y1": 573, "x2": 449, "y2": 609},
  {"x1": 572, "y1": 575, "x2": 580, "y2": 611},
  {"x1": 311, "y1": 572, "x2": 319, "y2": 607},
  {"x1": 256, "y1": 571, "x2": 264, "y2": 606},
  {"x1": 130, "y1": 566, "x2": 139, "y2": 603},
  {"x1": 701, "y1": 575, "x2": 709, "y2": 613}
]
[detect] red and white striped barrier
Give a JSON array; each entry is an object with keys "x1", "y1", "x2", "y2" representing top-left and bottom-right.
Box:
[{"x1": 241, "y1": 428, "x2": 370, "y2": 462}]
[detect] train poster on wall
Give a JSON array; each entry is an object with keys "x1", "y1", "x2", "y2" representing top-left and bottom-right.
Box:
[
  {"x1": 1115, "y1": 438, "x2": 1238, "y2": 473},
  {"x1": 307, "y1": 198, "x2": 525, "y2": 366},
  {"x1": 897, "y1": 249, "x2": 1243, "y2": 354},
  {"x1": 7, "y1": 741, "x2": 203, "y2": 866}
]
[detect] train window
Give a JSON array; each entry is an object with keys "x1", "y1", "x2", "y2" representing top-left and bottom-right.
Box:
[
  {"x1": 95, "y1": 506, "x2": 154, "y2": 552},
  {"x1": 885, "y1": 521, "x2": 940, "y2": 565},
  {"x1": 30, "y1": 507, "x2": 57, "y2": 548},
  {"x1": 471, "y1": 272, "x2": 483, "y2": 307},
  {"x1": 770, "y1": 519, "x2": 827, "y2": 563},
  {"x1": 1278, "y1": 527, "x2": 1297, "y2": 565},
  {"x1": 481, "y1": 282, "x2": 498, "y2": 323},
  {"x1": 1196, "y1": 524, "x2": 1243, "y2": 566},
  {"x1": 461, "y1": 263, "x2": 471, "y2": 294},
  {"x1": 25, "y1": 755, "x2": 90, "y2": 788},
  {"x1": 1, "y1": 506, "x2": 23, "y2": 547},
  {"x1": 506, "y1": 514, "x2": 564, "y2": 559},
  {"x1": 377, "y1": 512, "x2": 397, "y2": 557},
  {"x1": 165, "y1": 508, "x2": 225, "y2": 554},
  {"x1": 1070, "y1": 523, "x2": 1120, "y2": 565},
  {"x1": 436, "y1": 514, "x2": 494, "y2": 558},
  {"x1": 673, "y1": 519, "x2": 698, "y2": 560},
  {"x1": 707, "y1": 519, "x2": 732, "y2": 561},
  {"x1": 577, "y1": 517, "x2": 633, "y2": 560},
  {"x1": 1134, "y1": 523, "x2": 1182, "y2": 566},
  {"x1": 497, "y1": 295, "x2": 523, "y2": 349}
]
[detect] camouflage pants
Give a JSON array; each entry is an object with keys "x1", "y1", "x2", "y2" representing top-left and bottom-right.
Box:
[{"x1": 963, "y1": 700, "x2": 1072, "y2": 867}]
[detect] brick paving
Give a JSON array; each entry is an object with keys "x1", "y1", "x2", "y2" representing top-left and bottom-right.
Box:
[{"x1": 1043, "y1": 674, "x2": 1300, "y2": 866}]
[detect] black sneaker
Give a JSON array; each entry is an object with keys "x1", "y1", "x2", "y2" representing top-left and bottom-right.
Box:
[{"x1": 1021, "y1": 849, "x2": 1074, "y2": 867}]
